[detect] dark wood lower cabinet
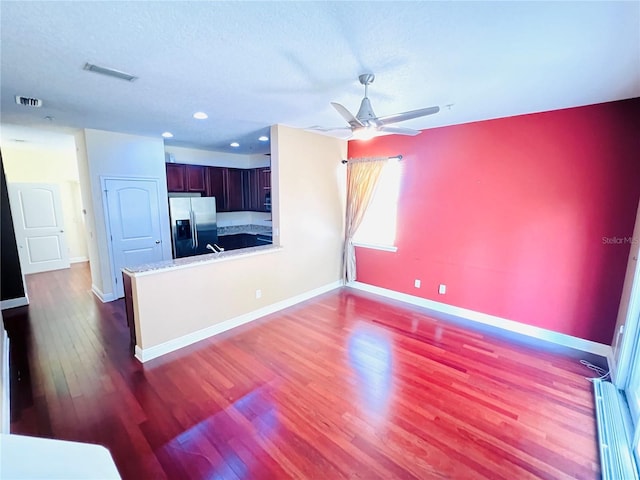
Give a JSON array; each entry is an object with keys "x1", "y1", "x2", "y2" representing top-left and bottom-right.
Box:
[{"x1": 217, "y1": 234, "x2": 259, "y2": 251}]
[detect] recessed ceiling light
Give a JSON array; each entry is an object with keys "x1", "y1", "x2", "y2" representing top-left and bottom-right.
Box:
[
  {"x1": 193, "y1": 112, "x2": 208, "y2": 120},
  {"x1": 230, "y1": 142, "x2": 240, "y2": 148},
  {"x1": 258, "y1": 136, "x2": 269, "y2": 142},
  {"x1": 162, "y1": 132, "x2": 174, "y2": 138}
]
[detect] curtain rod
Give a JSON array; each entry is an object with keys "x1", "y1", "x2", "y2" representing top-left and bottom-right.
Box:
[{"x1": 341, "y1": 155, "x2": 403, "y2": 164}]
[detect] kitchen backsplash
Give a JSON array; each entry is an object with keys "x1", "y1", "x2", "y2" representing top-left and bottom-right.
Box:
[{"x1": 217, "y1": 211, "x2": 271, "y2": 228}]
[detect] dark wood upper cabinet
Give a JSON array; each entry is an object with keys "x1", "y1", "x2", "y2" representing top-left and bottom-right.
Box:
[
  {"x1": 258, "y1": 168, "x2": 271, "y2": 212},
  {"x1": 225, "y1": 168, "x2": 245, "y2": 211},
  {"x1": 166, "y1": 164, "x2": 186, "y2": 192},
  {"x1": 166, "y1": 163, "x2": 205, "y2": 193},
  {"x1": 245, "y1": 169, "x2": 260, "y2": 211},
  {"x1": 207, "y1": 167, "x2": 226, "y2": 210},
  {"x1": 185, "y1": 165, "x2": 206, "y2": 192},
  {"x1": 167, "y1": 163, "x2": 271, "y2": 212}
]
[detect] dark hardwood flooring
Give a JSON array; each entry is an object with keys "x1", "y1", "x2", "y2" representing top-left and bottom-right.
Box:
[{"x1": 3, "y1": 263, "x2": 601, "y2": 479}]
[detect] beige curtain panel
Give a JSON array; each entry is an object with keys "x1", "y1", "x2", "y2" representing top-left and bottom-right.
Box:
[{"x1": 343, "y1": 156, "x2": 388, "y2": 283}]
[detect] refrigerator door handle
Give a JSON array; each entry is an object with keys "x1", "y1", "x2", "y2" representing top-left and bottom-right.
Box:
[
  {"x1": 193, "y1": 210, "x2": 199, "y2": 248},
  {"x1": 190, "y1": 210, "x2": 197, "y2": 248}
]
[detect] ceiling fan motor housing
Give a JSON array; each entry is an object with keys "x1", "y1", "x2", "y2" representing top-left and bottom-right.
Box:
[{"x1": 356, "y1": 97, "x2": 378, "y2": 124}]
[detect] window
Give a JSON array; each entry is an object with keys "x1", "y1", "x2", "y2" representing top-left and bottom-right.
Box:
[{"x1": 353, "y1": 158, "x2": 402, "y2": 251}]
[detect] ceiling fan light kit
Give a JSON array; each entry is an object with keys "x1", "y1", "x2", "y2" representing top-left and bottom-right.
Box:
[{"x1": 311, "y1": 73, "x2": 440, "y2": 140}]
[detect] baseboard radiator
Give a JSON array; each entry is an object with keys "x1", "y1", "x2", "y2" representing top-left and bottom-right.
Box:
[{"x1": 593, "y1": 379, "x2": 639, "y2": 479}]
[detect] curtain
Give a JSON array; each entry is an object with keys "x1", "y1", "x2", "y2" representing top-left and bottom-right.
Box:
[{"x1": 343, "y1": 156, "x2": 388, "y2": 283}]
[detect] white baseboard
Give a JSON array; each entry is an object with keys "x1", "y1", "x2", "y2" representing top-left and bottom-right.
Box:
[
  {"x1": 349, "y1": 281, "x2": 613, "y2": 359},
  {"x1": 135, "y1": 280, "x2": 342, "y2": 363},
  {"x1": 70, "y1": 257, "x2": 89, "y2": 264},
  {"x1": 91, "y1": 285, "x2": 116, "y2": 303},
  {"x1": 0, "y1": 296, "x2": 29, "y2": 310}
]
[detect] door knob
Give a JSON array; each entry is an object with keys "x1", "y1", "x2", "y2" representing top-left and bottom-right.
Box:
[
  {"x1": 59, "y1": 230, "x2": 64, "y2": 233},
  {"x1": 155, "y1": 240, "x2": 161, "y2": 244}
]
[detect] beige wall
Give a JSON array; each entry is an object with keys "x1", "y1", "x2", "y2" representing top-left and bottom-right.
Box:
[
  {"x1": 133, "y1": 126, "x2": 346, "y2": 349},
  {"x1": 1, "y1": 130, "x2": 88, "y2": 262}
]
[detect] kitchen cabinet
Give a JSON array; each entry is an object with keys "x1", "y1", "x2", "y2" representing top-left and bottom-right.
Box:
[
  {"x1": 166, "y1": 164, "x2": 185, "y2": 192},
  {"x1": 207, "y1": 167, "x2": 226, "y2": 210},
  {"x1": 206, "y1": 167, "x2": 249, "y2": 212},
  {"x1": 166, "y1": 164, "x2": 206, "y2": 193},
  {"x1": 225, "y1": 168, "x2": 245, "y2": 211},
  {"x1": 185, "y1": 165, "x2": 206, "y2": 192},
  {"x1": 218, "y1": 233, "x2": 272, "y2": 251},
  {"x1": 244, "y1": 169, "x2": 259, "y2": 211},
  {"x1": 243, "y1": 168, "x2": 271, "y2": 212},
  {"x1": 166, "y1": 163, "x2": 271, "y2": 212},
  {"x1": 258, "y1": 167, "x2": 271, "y2": 212}
]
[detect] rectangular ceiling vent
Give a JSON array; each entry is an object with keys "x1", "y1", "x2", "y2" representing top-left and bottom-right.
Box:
[
  {"x1": 83, "y1": 62, "x2": 138, "y2": 82},
  {"x1": 15, "y1": 96, "x2": 42, "y2": 107}
]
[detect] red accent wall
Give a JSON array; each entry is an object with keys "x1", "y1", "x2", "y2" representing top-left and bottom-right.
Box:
[{"x1": 349, "y1": 99, "x2": 640, "y2": 345}]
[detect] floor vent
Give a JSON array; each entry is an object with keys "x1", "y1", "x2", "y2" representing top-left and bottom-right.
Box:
[{"x1": 593, "y1": 379, "x2": 639, "y2": 479}]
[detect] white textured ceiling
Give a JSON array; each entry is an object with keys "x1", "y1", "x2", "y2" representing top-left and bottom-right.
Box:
[{"x1": 1, "y1": 1, "x2": 638, "y2": 155}]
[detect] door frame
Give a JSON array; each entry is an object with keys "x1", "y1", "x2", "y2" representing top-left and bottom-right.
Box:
[
  {"x1": 101, "y1": 176, "x2": 165, "y2": 300},
  {"x1": 613, "y1": 199, "x2": 640, "y2": 388}
]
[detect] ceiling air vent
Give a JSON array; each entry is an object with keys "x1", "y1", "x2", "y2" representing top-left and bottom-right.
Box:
[
  {"x1": 15, "y1": 96, "x2": 43, "y2": 107},
  {"x1": 83, "y1": 62, "x2": 138, "y2": 82}
]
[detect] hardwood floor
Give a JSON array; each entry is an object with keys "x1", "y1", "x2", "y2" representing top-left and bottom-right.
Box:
[{"x1": 3, "y1": 263, "x2": 601, "y2": 479}]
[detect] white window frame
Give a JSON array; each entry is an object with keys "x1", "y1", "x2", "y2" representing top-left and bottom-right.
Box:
[{"x1": 352, "y1": 158, "x2": 402, "y2": 252}]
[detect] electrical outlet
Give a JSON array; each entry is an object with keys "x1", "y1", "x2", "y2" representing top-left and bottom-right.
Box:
[
  {"x1": 438, "y1": 284, "x2": 446, "y2": 295},
  {"x1": 414, "y1": 279, "x2": 421, "y2": 288},
  {"x1": 256, "y1": 289, "x2": 262, "y2": 299}
]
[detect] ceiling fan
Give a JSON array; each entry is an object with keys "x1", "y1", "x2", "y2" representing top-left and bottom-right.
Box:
[{"x1": 310, "y1": 73, "x2": 439, "y2": 140}]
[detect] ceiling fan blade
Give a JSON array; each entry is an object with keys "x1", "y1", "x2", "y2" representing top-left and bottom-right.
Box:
[
  {"x1": 307, "y1": 125, "x2": 344, "y2": 132},
  {"x1": 378, "y1": 125, "x2": 422, "y2": 136},
  {"x1": 305, "y1": 126, "x2": 353, "y2": 139},
  {"x1": 377, "y1": 106, "x2": 440, "y2": 125},
  {"x1": 331, "y1": 102, "x2": 364, "y2": 129}
]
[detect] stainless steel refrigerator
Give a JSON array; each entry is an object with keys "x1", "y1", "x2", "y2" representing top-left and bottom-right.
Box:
[{"x1": 169, "y1": 197, "x2": 218, "y2": 258}]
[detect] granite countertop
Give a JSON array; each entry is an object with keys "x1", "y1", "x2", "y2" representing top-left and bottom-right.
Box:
[
  {"x1": 123, "y1": 243, "x2": 280, "y2": 275},
  {"x1": 217, "y1": 224, "x2": 272, "y2": 236},
  {"x1": 123, "y1": 224, "x2": 276, "y2": 276}
]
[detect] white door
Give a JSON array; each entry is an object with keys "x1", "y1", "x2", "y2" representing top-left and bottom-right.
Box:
[
  {"x1": 8, "y1": 183, "x2": 70, "y2": 274},
  {"x1": 104, "y1": 178, "x2": 164, "y2": 298}
]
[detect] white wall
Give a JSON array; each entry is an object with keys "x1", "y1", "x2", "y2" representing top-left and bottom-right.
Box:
[
  {"x1": 82, "y1": 129, "x2": 171, "y2": 300},
  {"x1": 164, "y1": 145, "x2": 270, "y2": 169},
  {"x1": 1, "y1": 129, "x2": 88, "y2": 262},
  {"x1": 74, "y1": 131, "x2": 103, "y2": 293}
]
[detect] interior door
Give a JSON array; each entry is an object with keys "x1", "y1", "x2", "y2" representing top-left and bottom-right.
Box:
[
  {"x1": 8, "y1": 183, "x2": 70, "y2": 274},
  {"x1": 104, "y1": 178, "x2": 164, "y2": 298}
]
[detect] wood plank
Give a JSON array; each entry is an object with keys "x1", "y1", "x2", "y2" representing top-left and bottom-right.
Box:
[{"x1": 3, "y1": 263, "x2": 601, "y2": 479}]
